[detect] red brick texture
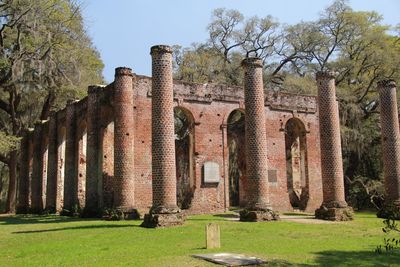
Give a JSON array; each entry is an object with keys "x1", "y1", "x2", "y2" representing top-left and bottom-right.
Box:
[
  {"x1": 316, "y1": 71, "x2": 346, "y2": 206},
  {"x1": 242, "y1": 58, "x2": 270, "y2": 210},
  {"x1": 30, "y1": 121, "x2": 48, "y2": 213},
  {"x1": 315, "y1": 71, "x2": 352, "y2": 221},
  {"x1": 113, "y1": 67, "x2": 136, "y2": 212},
  {"x1": 63, "y1": 100, "x2": 78, "y2": 211},
  {"x1": 16, "y1": 129, "x2": 33, "y2": 213},
  {"x1": 45, "y1": 114, "x2": 58, "y2": 212},
  {"x1": 378, "y1": 80, "x2": 400, "y2": 204},
  {"x1": 85, "y1": 85, "x2": 102, "y2": 214},
  {"x1": 18, "y1": 58, "x2": 331, "y2": 218},
  {"x1": 150, "y1": 46, "x2": 179, "y2": 211}
]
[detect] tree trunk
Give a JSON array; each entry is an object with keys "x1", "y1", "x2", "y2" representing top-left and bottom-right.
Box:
[{"x1": 5, "y1": 150, "x2": 17, "y2": 213}]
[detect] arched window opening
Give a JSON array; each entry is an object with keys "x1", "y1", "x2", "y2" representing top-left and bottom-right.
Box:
[
  {"x1": 58, "y1": 127, "x2": 66, "y2": 210},
  {"x1": 285, "y1": 118, "x2": 309, "y2": 210},
  {"x1": 77, "y1": 121, "x2": 87, "y2": 208},
  {"x1": 174, "y1": 107, "x2": 195, "y2": 210},
  {"x1": 227, "y1": 109, "x2": 246, "y2": 207}
]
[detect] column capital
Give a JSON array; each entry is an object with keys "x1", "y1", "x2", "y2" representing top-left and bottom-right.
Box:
[
  {"x1": 66, "y1": 99, "x2": 79, "y2": 106},
  {"x1": 377, "y1": 79, "x2": 397, "y2": 89},
  {"x1": 115, "y1": 67, "x2": 133, "y2": 77},
  {"x1": 241, "y1": 57, "x2": 263, "y2": 68},
  {"x1": 88, "y1": 85, "x2": 100, "y2": 94},
  {"x1": 316, "y1": 70, "x2": 338, "y2": 80},
  {"x1": 150, "y1": 45, "x2": 172, "y2": 55}
]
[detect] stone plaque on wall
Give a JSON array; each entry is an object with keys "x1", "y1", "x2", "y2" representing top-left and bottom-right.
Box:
[
  {"x1": 268, "y1": 169, "x2": 278, "y2": 183},
  {"x1": 203, "y1": 161, "x2": 220, "y2": 183}
]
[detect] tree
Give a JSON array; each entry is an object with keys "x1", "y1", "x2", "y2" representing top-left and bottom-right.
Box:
[
  {"x1": 0, "y1": 0, "x2": 104, "y2": 212},
  {"x1": 173, "y1": 0, "x2": 400, "y2": 209}
]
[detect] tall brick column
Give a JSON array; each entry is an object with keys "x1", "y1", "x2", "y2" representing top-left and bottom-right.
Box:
[
  {"x1": 45, "y1": 113, "x2": 58, "y2": 212},
  {"x1": 315, "y1": 71, "x2": 353, "y2": 221},
  {"x1": 239, "y1": 57, "x2": 279, "y2": 222},
  {"x1": 63, "y1": 100, "x2": 79, "y2": 214},
  {"x1": 84, "y1": 85, "x2": 102, "y2": 216},
  {"x1": 377, "y1": 80, "x2": 400, "y2": 219},
  {"x1": 16, "y1": 129, "x2": 33, "y2": 213},
  {"x1": 30, "y1": 121, "x2": 47, "y2": 213},
  {"x1": 142, "y1": 45, "x2": 185, "y2": 227},
  {"x1": 113, "y1": 67, "x2": 137, "y2": 218}
]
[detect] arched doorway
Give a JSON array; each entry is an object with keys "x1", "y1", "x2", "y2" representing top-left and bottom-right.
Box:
[
  {"x1": 227, "y1": 109, "x2": 246, "y2": 207},
  {"x1": 57, "y1": 126, "x2": 66, "y2": 211},
  {"x1": 77, "y1": 120, "x2": 87, "y2": 209},
  {"x1": 285, "y1": 118, "x2": 309, "y2": 210},
  {"x1": 174, "y1": 107, "x2": 195, "y2": 209}
]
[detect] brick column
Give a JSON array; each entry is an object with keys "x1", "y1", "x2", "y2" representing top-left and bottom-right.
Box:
[
  {"x1": 239, "y1": 57, "x2": 278, "y2": 222},
  {"x1": 16, "y1": 129, "x2": 33, "y2": 213},
  {"x1": 45, "y1": 113, "x2": 58, "y2": 212},
  {"x1": 315, "y1": 71, "x2": 353, "y2": 221},
  {"x1": 113, "y1": 67, "x2": 137, "y2": 218},
  {"x1": 30, "y1": 121, "x2": 47, "y2": 213},
  {"x1": 56, "y1": 117, "x2": 66, "y2": 213},
  {"x1": 377, "y1": 80, "x2": 400, "y2": 218},
  {"x1": 84, "y1": 85, "x2": 102, "y2": 216},
  {"x1": 63, "y1": 100, "x2": 79, "y2": 214},
  {"x1": 142, "y1": 45, "x2": 184, "y2": 227}
]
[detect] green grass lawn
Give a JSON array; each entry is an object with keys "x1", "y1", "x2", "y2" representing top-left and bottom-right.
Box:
[{"x1": 0, "y1": 212, "x2": 399, "y2": 266}]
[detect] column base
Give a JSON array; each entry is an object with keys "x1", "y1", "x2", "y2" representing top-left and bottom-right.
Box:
[
  {"x1": 141, "y1": 206, "x2": 185, "y2": 228},
  {"x1": 103, "y1": 208, "x2": 140, "y2": 220},
  {"x1": 315, "y1": 202, "x2": 354, "y2": 221},
  {"x1": 377, "y1": 200, "x2": 400, "y2": 219},
  {"x1": 239, "y1": 208, "x2": 280, "y2": 222},
  {"x1": 16, "y1": 206, "x2": 29, "y2": 214}
]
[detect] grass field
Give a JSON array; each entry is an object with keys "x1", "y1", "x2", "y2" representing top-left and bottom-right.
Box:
[{"x1": 0, "y1": 212, "x2": 399, "y2": 266}]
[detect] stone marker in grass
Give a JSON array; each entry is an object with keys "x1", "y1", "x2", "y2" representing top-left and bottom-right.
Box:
[{"x1": 206, "y1": 223, "x2": 220, "y2": 249}]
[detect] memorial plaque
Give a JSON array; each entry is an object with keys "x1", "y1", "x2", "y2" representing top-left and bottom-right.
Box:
[
  {"x1": 203, "y1": 161, "x2": 220, "y2": 183},
  {"x1": 206, "y1": 223, "x2": 221, "y2": 249},
  {"x1": 268, "y1": 169, "x2": 278, "y2": 183}
]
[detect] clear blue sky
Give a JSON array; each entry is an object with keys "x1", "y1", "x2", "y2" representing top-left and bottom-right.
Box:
[{"x1": 81, "y1": 0, "x2": 400, "y2": 83}]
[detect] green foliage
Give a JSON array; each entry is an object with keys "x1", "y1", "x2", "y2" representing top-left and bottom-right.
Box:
[
  {"x1": 102, "y1": 208, "x2": 124, "y2": 221},
  {"x1": 0, "y1": 131, "x2": 20, "y2": 155},
  {"x1": 376, "y1": 207, "x2": 400, "y2": 253},
  {"x1": 0, "y1": 0, "x2": 104, "y2": 210},
  {"x1": 60, "y1": 204, "x2": 81, "y2": 217},
  {"x1": 173, "y1": 0, "x2": 400, "y2": 210}
]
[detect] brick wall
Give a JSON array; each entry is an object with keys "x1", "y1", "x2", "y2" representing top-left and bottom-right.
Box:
[{"x1": 19, "y1": 68, "x2": 324, "y2": 215}]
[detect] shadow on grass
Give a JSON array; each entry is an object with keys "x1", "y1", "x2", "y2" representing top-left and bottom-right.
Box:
[
  {"x1": 213, "y1": 213, "x2": 239, "y2": 219},
  {"x1": 0, "y1": 215, "x2": 92, "y2": 225},
  {"x1": 261, "y1": 259, "x2": 309, "y2": 266},
  {"x1": 313, "y1": 250, "x2": 400, "y2": 266},
  {"x1": 13, "y1": 224, "x2": 138, "y2": 234}
]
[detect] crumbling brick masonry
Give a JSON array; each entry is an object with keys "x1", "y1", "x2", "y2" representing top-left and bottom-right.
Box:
[{"x1": 20, "y1": 47, "x2": 386, "y2": 220}]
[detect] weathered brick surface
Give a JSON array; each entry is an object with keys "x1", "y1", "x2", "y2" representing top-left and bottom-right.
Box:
[
  {"x1": 16, "y1": 129, "x2": 33, "y2": 213},
  {"x1": 242, "y1": 58, "x2": 270, "y2": 210},
  {"x1": 315, "y1": 71, "x2": 346, "y2": 207},
  {"x1": 30, "y1": 121, "x2": 48, "y2": 213},
  {"x1": 378, "y1": 80, "x2": 400, "y2": 203},
  {"x1": 45, "y1": 114, "x2": 58, "y2": 212},
  {"x1": 150, "y1": 45, "x2": 179, "y2": 211},
  {"x1": 77, "y1": 118, "x2": 87, "y2": 209},
  {"x1": 56, "y1": 112, "x2": 66, "y2": 212},
  {"x1": 113, "y1": 67, "x2": 136, "y2": 212},
  {"x1": 85, "y1": 85, "x2": 102, "y2": 214},
  {"x1": 101, "y1": 119, "x2": 114, "y2": 208},
  {"x1": 63, "y1": 100, "x2": 78, "y2": 211},
  {"x1": 315, "y1": 71, "x2": 352, "y2": 221},
  {"x1": 20, "y1": 60, "x2": 326, "y2": 216}
]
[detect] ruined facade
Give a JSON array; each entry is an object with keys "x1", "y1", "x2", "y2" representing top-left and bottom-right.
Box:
[
  {"x1": 377, "y1": 80, "x2": 400, "y2": 218},
  {"x1": 16, "y1": 76, "x2": 324, "y2": 216}
]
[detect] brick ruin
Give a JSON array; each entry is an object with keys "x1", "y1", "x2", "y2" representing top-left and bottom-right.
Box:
[{"x1": 15, "y1": 45, "x2": 400, "y2": 223}]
